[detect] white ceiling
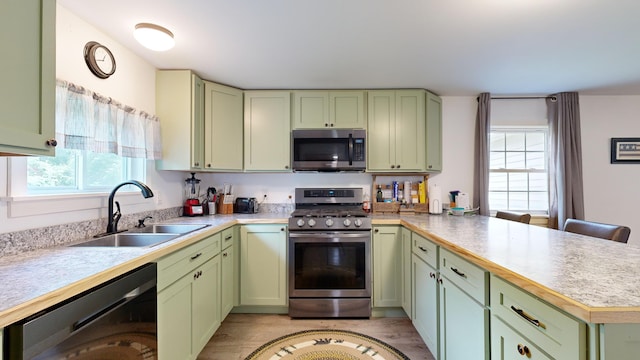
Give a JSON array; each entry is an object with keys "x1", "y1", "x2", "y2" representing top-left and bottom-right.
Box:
[{"x1": 58, "y1": 0, "x2": 640, "y2": 96}]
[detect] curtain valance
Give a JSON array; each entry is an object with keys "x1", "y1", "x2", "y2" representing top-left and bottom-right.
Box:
[{"x1": 55, "y1": 79, "x2": 162, "y2": 159}]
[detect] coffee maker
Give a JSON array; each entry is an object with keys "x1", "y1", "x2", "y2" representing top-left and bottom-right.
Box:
[{"x1": 183, "y1": 173, "x2": 203, "y2": 216}]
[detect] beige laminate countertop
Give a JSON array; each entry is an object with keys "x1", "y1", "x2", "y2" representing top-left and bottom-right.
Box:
[{"x1": 1, "y1": 212, "x2": 639, "y2": 327}]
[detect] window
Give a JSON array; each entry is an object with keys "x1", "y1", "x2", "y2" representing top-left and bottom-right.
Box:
[
  {"x1": 489, "y1": 128, "x2": 548, "y2": 213},
  {"x1": 27, "y1": 148, "x2": 145, "y2": 195}
]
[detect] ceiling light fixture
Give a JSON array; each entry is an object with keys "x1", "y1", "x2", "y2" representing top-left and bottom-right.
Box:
[{"x1": 134, "y1": 23, "x2": 175, "y2": 51}]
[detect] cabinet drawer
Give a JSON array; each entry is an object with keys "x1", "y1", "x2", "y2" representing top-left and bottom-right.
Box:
[
  {"x1": 412, "y1": 232, "x2": 437, "y2": 268},
  {"x1": 492, "y1": 317, "x2": 552, "y2": 360},
  {"x1": 439, "y1": 248, "x2": 488, "y2": 305},
  {"x1": 491, "y1": 275, "x2": 586, "y2": 360},
  {"x1": 157, "y1": 232, "x2": 221, "y2": 291},
  {"x1": 221, "y1": 226, "x2": 234, "y2": 250}
]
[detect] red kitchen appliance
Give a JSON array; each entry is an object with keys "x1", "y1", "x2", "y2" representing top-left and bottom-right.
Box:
[{"x1": 183, "y1": 173, "x2": 203, "y2": 216}]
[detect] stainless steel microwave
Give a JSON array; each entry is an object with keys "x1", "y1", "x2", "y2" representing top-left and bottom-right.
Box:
[{"x1": 292, "y1": 129, "x2": 366, "y2": 171}]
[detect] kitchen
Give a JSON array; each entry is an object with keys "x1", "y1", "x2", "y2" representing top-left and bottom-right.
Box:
[{"x1": 2, "y1": 0, "x2": 640, "y2": 359}]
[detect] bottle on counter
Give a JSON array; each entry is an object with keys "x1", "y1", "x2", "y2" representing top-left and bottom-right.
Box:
[{"x1": 376, "y1": 185, "x2": 383, "y2": 203}]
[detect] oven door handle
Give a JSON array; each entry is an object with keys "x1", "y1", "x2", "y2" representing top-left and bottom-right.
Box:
[{"x1": 289, "y1": 232, "x2": 370, "y2": 239}]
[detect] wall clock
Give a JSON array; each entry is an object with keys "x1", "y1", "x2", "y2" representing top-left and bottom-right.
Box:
[{"x1": 84, "y1": 41, "x2": 116, "y2": 79}]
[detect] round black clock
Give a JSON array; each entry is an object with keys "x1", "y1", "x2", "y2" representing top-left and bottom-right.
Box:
[{"x1": 84, "y1": 41, "x2": 116, "y2": 79}]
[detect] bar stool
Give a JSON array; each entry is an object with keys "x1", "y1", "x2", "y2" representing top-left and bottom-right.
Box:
[
  {"x1": 563, "y1": 218, "x2": 631, "y2": 243},
  {"x1": 495, "y1": 211, "x2": 532, "y2": 224}
]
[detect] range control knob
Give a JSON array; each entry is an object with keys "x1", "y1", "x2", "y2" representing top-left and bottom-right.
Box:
[
  {"x1": 307, "y1": 219, "x2": 316, "y2": 227},
  {"x1": 354, "y1": 219, "x2": 363, "y2": 227},
  {"x1": 325, "y1": 218, "x2": 334, "y2": 227},
  {"x1": 343, "y1": 219, "x2": 352, "y2": 227},
  {"x1": 296, "y1": 219, "x2": 305, "y2": 227}
]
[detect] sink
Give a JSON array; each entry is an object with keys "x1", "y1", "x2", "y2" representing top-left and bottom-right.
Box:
[
  {"x1": 72, "y1": 233, "x2": 180, "y2": 248},
  {"x1": 129, "y1": 224, "x2": 209, "y2": 234},
  {"x1": 71, "y1": 224, "x2": 210, "y2": 248}
]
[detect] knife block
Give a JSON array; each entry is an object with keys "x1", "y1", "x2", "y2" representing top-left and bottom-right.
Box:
[{"x1": 217, "y1": 194, "x2": 234, "y2": 214}]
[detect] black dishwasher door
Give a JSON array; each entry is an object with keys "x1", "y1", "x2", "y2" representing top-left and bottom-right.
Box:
[{"x1": 4, "y1": 263, "x2": 157, "y2": 360}]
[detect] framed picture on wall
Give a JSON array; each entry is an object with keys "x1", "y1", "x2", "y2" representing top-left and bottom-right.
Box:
[{"x1": 611, "y1": 138, "x2": 640, "y2": 163}]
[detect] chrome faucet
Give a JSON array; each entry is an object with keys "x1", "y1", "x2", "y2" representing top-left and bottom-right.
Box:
[{"x1": 104, "y1": 180, "x2": 154, "y2": 235}]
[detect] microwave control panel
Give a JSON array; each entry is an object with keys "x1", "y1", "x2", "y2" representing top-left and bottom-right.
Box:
[{"x1": 353, "y1": 139, "x2": 365, "y2": 161}]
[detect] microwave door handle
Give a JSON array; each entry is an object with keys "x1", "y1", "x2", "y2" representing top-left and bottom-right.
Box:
[{"x1": 348, "y1": 133, "x2": 354, "y2": 165}]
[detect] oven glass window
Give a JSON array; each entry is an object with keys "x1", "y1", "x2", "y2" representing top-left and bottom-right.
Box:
[
  {"x1": 293, "y1": 138, "x2": 350, "y2": 162},
  {"x1": 294, "y1": 242, "x2": 366, "y2": 290}
]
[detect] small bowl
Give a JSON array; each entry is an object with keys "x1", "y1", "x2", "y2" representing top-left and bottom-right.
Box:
[{"x1": 451, "y1": 207, "x2": 465, "y2": 216}]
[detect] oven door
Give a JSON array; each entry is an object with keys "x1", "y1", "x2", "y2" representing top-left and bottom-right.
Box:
[{"x1": 288, "y1": 231, "x2": 371, "y2": 298}]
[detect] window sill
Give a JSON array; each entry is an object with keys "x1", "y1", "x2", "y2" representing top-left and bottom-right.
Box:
[{"x1": 2, "y1": 191, "x2": 150, "y2": 218}]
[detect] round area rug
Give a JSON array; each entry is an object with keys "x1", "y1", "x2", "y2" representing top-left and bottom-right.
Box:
[{"x1": 244, "y1": 329, "x2": 410, "y2": 360}]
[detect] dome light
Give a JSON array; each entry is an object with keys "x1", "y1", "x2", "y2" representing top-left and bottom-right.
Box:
[{"x1": 134, "y1": 23, "x2": 175, "y2": 51}]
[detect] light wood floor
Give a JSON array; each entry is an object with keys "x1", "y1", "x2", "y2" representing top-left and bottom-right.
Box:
[{"x1": 197, "y1": 313, "x2": 434, "y2": 360}]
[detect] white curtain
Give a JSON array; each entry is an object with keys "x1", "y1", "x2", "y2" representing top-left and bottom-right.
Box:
[{"x1": 55, "y1": 79, "x2": 163, "y2": 159}]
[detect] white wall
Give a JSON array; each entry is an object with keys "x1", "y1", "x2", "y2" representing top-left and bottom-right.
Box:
[{"x1": 580, "y1": 96, "x2": 640, "y2": 246}]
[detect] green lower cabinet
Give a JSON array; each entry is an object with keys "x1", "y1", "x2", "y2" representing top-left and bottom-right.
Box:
[
  {"x1": 492, "y1": 317, "x2": 552, "y2": 360},
  {"x1": 240, "y1": 225, "x2": 288, "y2": 306},
  {"x1": 158, "y1": 270, "x2": 193, "y2": 359},
  {"x1": 412, "y1": 254, "x2": 439, "y2": 358},
  {"x1": 597, "y1": 323, "x2": 640, "y2": 360},
  {"x1": 372, "y1": 226, "x2": 402, "y2": 307},
  {"x1": 220, "y1": 243, "x2": 235, "y2": 319},
  {"x1": 158, "y1": 254, "x2": 221, "y2": 360},
  {"x1": 439, "y1": 275, "x2": 490, "y2": 360},
  {"x1": 401, "y1": 227, "x2": 413, "y2": 316}
]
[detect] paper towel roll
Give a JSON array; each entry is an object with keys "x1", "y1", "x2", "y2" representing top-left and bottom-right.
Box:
[
  {"x1": 404, "y1": 181, "x2": 411, "y2": 202},
  {"x1": 429, "y1": 184, "x2": 442, "y2": 214}
]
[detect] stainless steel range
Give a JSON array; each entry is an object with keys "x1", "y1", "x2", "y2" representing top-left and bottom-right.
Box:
[{"x1": 288, "y1": 187, "x2": 372, "y2": 318}]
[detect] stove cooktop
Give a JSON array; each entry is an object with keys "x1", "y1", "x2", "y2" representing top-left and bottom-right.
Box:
[{"x1": 289, "y1": 187, "x2": 371, "y2": 231}]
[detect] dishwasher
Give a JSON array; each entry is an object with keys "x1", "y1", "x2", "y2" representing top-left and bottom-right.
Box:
[{"x1": 4, "y1": 263, "x2": 157, "y2": 360}]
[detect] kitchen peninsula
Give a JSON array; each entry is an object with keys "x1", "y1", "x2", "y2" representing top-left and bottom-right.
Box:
[{"x1": 1, "y1": 213, "x2": 639, "y2": 359}]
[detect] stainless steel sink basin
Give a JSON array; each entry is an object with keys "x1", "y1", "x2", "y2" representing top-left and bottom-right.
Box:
[
  {"x1": 71, "y1": 224, "x2": 209, "y2": 248},
  {"x1": 72, "y1": 233, "x2": 180, "y2": 248},
  {"x1": 129, "y1": 224, "x2": 209, "y2": 234}
]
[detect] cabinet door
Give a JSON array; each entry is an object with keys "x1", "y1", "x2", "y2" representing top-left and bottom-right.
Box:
[
  {"x1": 439, "y1": 277, "x2": 490, "y2": 360},
  {"x1": 220, "y1": 244, "x2": 234, "y2": 319},
  {"x1": 401, "y1": 228, "x2": 413, "y2": 316},
  {"x1": 156, "y1": 70, "x2": 204, "y2": 171},
  {"x1": 244, "y1": 91, "x2": 291, "y2": 171},
  {"x1": 412, "y1": 255, "x2": 439, "y2": 358},
  {"x1": 394, "y1": 90, "x2": 426, "y2": 171},
  {"x1": 292, "y1": 91, "x2": 329, "y2": 128},
  {"x1": 492, "y1": 317, "x2": 552, "y2": 360},
  {"x1": 192, "y1": 255, "x2": 221, "y2": 357},
  {"x1": 367, "y1": 91, "x2": 396, "y2": 171},
  {"x1": 372, "y1": 226, "x2": 402, "y2": 307},
  {"x1": 0, "y1": 0, "x2": 56, "y2": 156},
  {"x1": 426, "y1": 92, "x2": 443, "y2": 172},
  {"x1": 158, "y1": 274, "x2": 193, "y2": 360},
  {"x1": 204, "y1": 81, "x2": 243, "y2": 171},
  {"x1": 330, "y1": 91, "x2": 365, "y2": 128},
  {"x1": 240, "y1": 225, "x2": 288, "y2": 305}
]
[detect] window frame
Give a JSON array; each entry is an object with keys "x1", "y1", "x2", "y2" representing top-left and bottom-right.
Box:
[{"x1": 488, "y1": 126, "x2": 549, "y2": 215}]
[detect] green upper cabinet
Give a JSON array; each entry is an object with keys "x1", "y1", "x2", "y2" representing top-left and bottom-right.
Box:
[
  {"x1": 425, "y1": 92, "x2": 443, "y2": 172},
  {"x1": 156, "y1": 70, "x2": 205, "y2": 171},
  {"x1": 203, "y1": 81, "x2": 243, "y2": 171},
  {"x1": 367, "y1": 90, "x2": 426, "y2": 172},
  {"x1": 244, "y1": 91, "x2": 291, "y2": 171},
  {"x1": 0, "y1": 0, "x2": 56, "y2": 156},
  {"x1": 292, "y1": 90, "x2": 365, "y2": 129}
]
